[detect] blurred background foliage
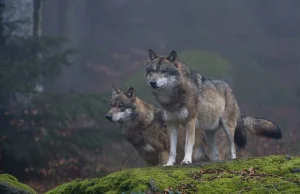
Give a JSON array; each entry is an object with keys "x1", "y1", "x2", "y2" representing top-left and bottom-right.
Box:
[{"x1": 1, "y1": 0, "x2": 300, "y2": 193}]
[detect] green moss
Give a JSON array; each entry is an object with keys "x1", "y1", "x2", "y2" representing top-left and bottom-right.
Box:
[
  {"x1": 0, "y1": 173, "x2": 36, "y2": 194},
  {"x1": 46, "y1": 155, "x2": 300, "y2": 194}
]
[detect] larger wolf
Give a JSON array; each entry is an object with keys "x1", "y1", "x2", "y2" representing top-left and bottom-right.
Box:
[{"x1": 145, "y1": 49, "x2": 282, "y2": 166}]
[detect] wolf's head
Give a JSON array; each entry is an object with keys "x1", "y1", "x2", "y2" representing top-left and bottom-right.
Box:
[
  {"x1": 145, "y1": 49, "x2": 181, "y2": 90},
  {"x1": 105, "y1": 86, "x2": 137, "y2": 123}
]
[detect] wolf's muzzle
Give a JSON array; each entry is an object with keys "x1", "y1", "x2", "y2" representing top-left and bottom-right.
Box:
[
  {"x1": 105, "y1": 114, "x2": 113, "y2": 122},
  {"x1": 149, "y1": 80, "x2": 158, "y2": 89}
]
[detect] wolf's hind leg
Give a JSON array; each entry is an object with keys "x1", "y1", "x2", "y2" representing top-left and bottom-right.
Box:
[
  {"x1": 204, "y1": 130, "x2": 219, "y2": 161},
  {"x1": 159, "y1": 151, "x2": 169, "y2": 166},
  {"x1": 220, "y1": 118, "x2": 236, "y2": 159}
]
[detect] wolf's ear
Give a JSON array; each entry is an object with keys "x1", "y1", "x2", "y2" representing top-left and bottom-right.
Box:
[
  {"x1": 166, "y1": 50, "x2": 177, "y2": 63},
  {"x1": 148, "y1": 49, "x2": 158, "y2": 61},
  {"x1": 125, "y1": 87, "x2": 136, "y2": 100},
  {"x1": 112, "y1": 85, "x2": 121, "y2": 96}
]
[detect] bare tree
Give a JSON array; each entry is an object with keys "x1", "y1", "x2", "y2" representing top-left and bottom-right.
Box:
[
  {"x1": 297, "y1": 62, "x2": 300, "y2": 99},
  {"x1": 33, "y1": 0, "x2": 42, "y2": 37},
  {"x1": 0, "y1": 0, "x2": 5, "y2": 39}
]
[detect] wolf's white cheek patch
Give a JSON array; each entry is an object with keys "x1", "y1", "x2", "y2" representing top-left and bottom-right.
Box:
[
  {"x1": 144, "y1": 144, "x2": 155, "y2": 152},
  {"x1": 125, "y1": 108, "x2": 132, "y2": 114},
  {"x1": 156, "y1": 77, "x2": 168, "y2": 87},
  {"x1": 112, "y1": 112, "x2": 125, "y2": 121}
]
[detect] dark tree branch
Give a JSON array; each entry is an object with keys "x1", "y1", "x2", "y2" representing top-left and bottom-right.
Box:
[
  {"x1": 120, "y1": 149, "x2": 135, "y2": 171},
  {"x1": 94, "y1": 141, "x2": 108, "y2": 176}
]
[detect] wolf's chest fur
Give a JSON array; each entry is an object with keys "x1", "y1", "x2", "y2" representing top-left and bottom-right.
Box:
[{"x1": 163, "y1": 107, "x2": 189, "y2": 124}]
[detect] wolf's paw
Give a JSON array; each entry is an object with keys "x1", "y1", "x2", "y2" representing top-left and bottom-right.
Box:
[
  {"x1": 180, "y1": 158, "x2": 192, "y2": 165},
  {"x1": 163, "y1": 161, "x2": 175, "y2": 166},
  {"x1": 163, "y1": 163, "x2": 174, "y2": 167},
  {"x1": 230, "y1": 152, "x2": 236, "y2": 160},
  {"x1": 163, "y1": 159, "x2": 175, "y2": 166}
]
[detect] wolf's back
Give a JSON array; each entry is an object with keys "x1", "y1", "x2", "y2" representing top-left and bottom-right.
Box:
[{"x1": 234, "y1": 116, "x2": 282, "y2": 148}]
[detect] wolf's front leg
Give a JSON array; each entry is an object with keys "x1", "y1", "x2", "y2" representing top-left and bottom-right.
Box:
[
  {"x1": 181, "y1": 118, "x2": 197, "y2": 165},
  {"x1": 163, "y1": 123, "x2": 178, "y2": 166}
]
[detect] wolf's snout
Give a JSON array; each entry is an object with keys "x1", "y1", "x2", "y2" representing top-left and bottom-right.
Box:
[
  {"x1": 105, "y1": 114, "x2": 113, "y2": 122},
  {"x1": 149, "y1": 80, "x2": 158, "y2": 88}
]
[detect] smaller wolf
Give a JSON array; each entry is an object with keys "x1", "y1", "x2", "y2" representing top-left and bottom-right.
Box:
[{"x1": 105, "y1": 86, "x2": 232, "y2": 166}]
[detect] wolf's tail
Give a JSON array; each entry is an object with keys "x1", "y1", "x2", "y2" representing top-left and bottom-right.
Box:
[{"x1": 234, "y1": 116, "x2": 282, "y2": 148}]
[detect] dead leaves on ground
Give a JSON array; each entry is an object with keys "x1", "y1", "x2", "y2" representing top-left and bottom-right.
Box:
[
  {"x1": 191, "y1": 166, "x2": 300, "y2": 185},
  {"x1": 192, "y1": 166, "x2": 265, "y2": 182},
  {"x1": 162, "y1": 183, "x2": 197, "y2": 194}
]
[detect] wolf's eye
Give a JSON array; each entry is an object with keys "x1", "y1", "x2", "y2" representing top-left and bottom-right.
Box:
[
  {"x1": 160, "y1": 70, "x2": 167, "y2": 73},
  {"x1": 118, "y1": 104, "x2": 124, "y2": 108}
]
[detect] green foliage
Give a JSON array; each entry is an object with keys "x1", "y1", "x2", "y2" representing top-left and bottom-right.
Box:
[
  {"x1": 1, "y1": 92, "x2": 120, "y2": 179},
  {"x1": 0, "y1": 173, "x2": 36, "y2": 194},
  {"x1": 46, "y1": 155, "x2": 300, "y2": 194},
  {"x1": 0, "y1": 35, "x2": 76, "y2": 95},
  {"x1": 0, "y1": 16, "x2": 120, "y2": 180},
  {"x1": 179, "y1": 49, "x2": 233, "y2": 77}
]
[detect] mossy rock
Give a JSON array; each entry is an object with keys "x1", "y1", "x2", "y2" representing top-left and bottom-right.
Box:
[
  {"x1": 0, "y1": 174, "x2": 36, "y2": 194},
  {"x1": 46, "y1": 155, "x2": 300, "y2": 194}
]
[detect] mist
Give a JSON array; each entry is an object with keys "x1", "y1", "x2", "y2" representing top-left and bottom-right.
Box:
[{"x1": 1, "y1": 0, "x2": 299, "y2": 193}]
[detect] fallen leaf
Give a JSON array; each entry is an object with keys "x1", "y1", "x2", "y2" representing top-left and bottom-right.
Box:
[{"x1": 249, "y1": 167, "x2": 255, "y2": 176}]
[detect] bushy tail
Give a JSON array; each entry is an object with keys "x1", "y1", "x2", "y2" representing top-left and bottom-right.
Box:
[{"x1": 234, "y1": 116, "x2": 282, "y2": 148}]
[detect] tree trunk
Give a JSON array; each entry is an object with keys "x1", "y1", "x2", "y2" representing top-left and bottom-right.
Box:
[
  {"x1": 297, "y1": 63, "x2": 300, "y2": 99},
  {"x1": 0, "y1": 0, "x2": 5, "y2": 41},
  {"x1": 33, "y1": 0, "x2": 42, "y2": 36}
]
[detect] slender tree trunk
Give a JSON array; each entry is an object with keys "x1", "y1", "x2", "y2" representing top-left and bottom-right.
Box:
[
  {"x1": 33, "y1": 0, "x2": 44, "y2": 92},
  {"x1": 33, "y1": 0, "x2": 42, "y2": 37},
  {"x1": 0, "y1": 0, "x2": 5, "y2": 41},
  {"x1": 297, "y1": 63, "x2": 300, "y2": 99}
]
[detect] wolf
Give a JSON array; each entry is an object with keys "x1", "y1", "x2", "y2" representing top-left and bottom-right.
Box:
[
  {"x1": 145, "y1": 49, "x2": 282, "y2": 166},
  {"x1": 105, "y1": 86, "x2": 281, "y2": 166},
  {"x1": 105, "y1": 86, "x2": 233, "y2": 166}
]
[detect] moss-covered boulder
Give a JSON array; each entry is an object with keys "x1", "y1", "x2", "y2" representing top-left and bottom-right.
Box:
[
  {"x1": 46, "y1": 155, "x2": 300, "y2": 194},
  {"x1": 0, "y1": 174, "x2": 36, "y2": 194}
]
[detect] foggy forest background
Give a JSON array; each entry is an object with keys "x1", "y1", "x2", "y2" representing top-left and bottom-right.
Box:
[{"x1": 1, "y1": 0, "x2": 300, "y2": 193}]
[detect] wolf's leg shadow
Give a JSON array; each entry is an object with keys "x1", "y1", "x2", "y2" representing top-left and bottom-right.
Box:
[
  {"x1": 220, "y1": 118, "x2": 236, "y2": 159},
  {"x1": 204, "y1": 130, "x2": 220, "y2": 161},
  {"x1": 193, "y1": 145, "x2": 210, "y2": 162}
]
